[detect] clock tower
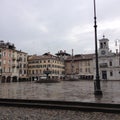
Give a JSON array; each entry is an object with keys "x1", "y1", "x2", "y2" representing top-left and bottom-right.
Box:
[{"x1": 99, "y1": 35, "x2": 109, "y2": 56}]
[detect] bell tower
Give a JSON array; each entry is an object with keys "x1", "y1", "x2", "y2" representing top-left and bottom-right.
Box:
[{"x1": 99, "y1": 35, "x2": 109, "y2": 56}]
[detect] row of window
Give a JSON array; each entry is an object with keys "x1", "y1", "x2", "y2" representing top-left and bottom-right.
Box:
[
  {"x1": 28, "y1": 70, "x2": 64, "y2": 75},
  {"x1": 28, "y1": 64, "x2": 64, "y2": 69},
  {"x1": 12, "y1": 57, "x2": 26, "y2": 62},
  {"x1": 103, "y1": 71, "x2": 120, "y2": 77},
  {"x1": 19, "y1": 69, "x2": 27, "y2": 74},
  {"x1": 100, "y1": 60, "x2": 120, "y2": 67},
  {"x1": 1, "y1": 67, "x2": 27, "y2": 73},
  {"x1": 29, "y1": 60, "x2": 63, "y2": 64},
  {"x1": 0, "y1": 52, "x2": 27, "y2": 62},
  {"x1": 0, "y1": 61, "x2": 27, "y2": 68},
  {"x1": 2, "y1": 51, "x2": 27, "y2": 58},
  {"x1": 79, "y1": 68, "x2": 91, "y2": 73},
  {"x1": 79, "y1": 61, "x2": 91, "y2": 66}
]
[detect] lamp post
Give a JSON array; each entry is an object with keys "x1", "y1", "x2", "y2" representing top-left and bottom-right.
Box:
[
  {"x1": 93, "y1": 0, "x2": 102, "y2": 95},
  {"x1": 0, "y1": 69, "x2": 2, "y2": 83}
]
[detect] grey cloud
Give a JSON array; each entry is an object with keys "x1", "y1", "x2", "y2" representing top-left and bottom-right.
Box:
[{"x1": 0, "y1": 0, "x2": 120, "y2": 55}]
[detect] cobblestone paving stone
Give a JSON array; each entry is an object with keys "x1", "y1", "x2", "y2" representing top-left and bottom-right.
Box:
[
  {"x1": 0, "y1": 81, "x2": 120, "y2": 119},
  {"x1": 0, "y1": 107, "x2": 119, "y2": 120}
]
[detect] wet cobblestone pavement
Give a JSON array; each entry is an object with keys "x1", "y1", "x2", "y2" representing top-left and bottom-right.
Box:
[
  {"x1": 0, "y1": 80, "x2": 120, "y2": 119},
  {"x1": 0, "y1": 80, "x2": 120, "y2": 103}
]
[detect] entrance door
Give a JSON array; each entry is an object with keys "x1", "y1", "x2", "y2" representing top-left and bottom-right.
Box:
[{"x1": 102, "y1": 71, "x2": 107, "y2": 80}]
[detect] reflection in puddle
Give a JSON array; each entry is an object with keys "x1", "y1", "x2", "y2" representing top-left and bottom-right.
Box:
[{"x1": 0, "y1": 81, "x2": 120, "y2": 103}]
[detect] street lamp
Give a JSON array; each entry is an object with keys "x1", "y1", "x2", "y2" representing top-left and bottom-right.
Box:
[
  {"x1": 93, "y1": 0, "x2": 102, "y2": 95},
  {"x1": 0, "y1": 69, "x2": 2, "y2": 83}
]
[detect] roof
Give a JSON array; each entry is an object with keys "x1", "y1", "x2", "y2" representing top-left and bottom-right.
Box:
[
  {"x1": 28, "y1": 53, "x2": 60, "y2": 61},
  {"x1": 55, "y1": 50, "x2": 70, "y2": 56},
  {"x1": 99, "y1": 35, "x2": 109, "y2": 41},
  {"x1": 43, "y1": 52, "x2": 55, "y2": 57},
  {"x1": 65, "y1": 54, "x2": 95, "y2": 61}
]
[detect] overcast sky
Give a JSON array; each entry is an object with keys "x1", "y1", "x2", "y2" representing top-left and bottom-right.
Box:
[{"x1": 0, "y1": 0, "x2": 120, "y2": 55}]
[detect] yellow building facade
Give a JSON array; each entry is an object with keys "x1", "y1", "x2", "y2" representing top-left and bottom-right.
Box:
[{"x1": 28, "y1": 53, "x2": 65, "y2": 81}]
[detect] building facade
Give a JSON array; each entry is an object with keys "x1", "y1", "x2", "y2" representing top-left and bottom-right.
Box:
[
  {"x1": 93, "y1": 36, "x2": 120, "y2": 80},
  {"x1": 65, "y1": 54, "x2": 94, "y2": 79},
  {"x1": 12, "y1": 50, "x2": 28, "y2": 81},
  {"x1": 28, "y1": 52, "x2": 65, "y2": 81},
  {"x1": 1, "y1": 37, "x2": 120, "y2": 82},
  {"x1": 0, "y1": 40, "x2": 28, "y2": 82}
]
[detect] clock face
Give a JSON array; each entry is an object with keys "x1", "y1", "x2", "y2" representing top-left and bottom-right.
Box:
[{"x1": 101, "y1": 50, "x2": 106, "y2": 55}]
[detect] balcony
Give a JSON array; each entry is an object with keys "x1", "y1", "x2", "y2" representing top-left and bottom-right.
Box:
[
  {"x1": 100, "y1": 63, "x2": 108, "y2": 68},
  {"x1": 12, "y1": 65, "x2": 16, "y2": 68},
  {"x1": 12, "y1": 58, "x2": 16, "y2": 61},
  {"x1": 17, "y1": 58, "x2": 20, "y2": 61}
]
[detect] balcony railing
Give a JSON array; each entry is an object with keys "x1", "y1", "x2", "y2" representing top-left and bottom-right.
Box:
[
  {"x1": 12, "y1": 58, "x2": 16, "y2": 61},
  {"x1": 17, "y1": 58, "x2": 20, "y2": 61},
  {"x1": 100, "y1": 63, "x2": 108, "y2": 68}
]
